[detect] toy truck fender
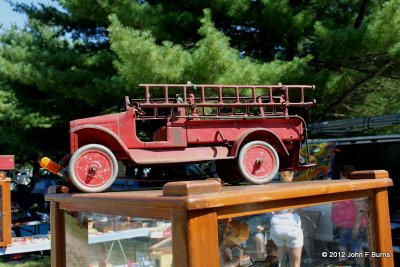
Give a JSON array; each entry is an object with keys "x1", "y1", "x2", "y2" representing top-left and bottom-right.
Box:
[
  {"x1": 70, "y1": 125, "x2": 132, "y2": 161},
  {"x1": 229, "y1": 128, "x2": 289, "y2": 158}
]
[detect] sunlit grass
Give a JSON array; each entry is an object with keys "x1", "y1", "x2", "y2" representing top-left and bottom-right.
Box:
[{"x1": 0, "y1": 254, "x2": 50, "y2": 267}]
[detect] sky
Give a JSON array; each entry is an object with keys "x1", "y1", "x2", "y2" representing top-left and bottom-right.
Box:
[{"x1": 0, "y1": 0, "x2": 56, "y2": 29}]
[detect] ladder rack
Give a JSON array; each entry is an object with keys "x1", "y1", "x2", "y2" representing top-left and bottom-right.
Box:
[{"x1": 131, "y1": 83, "x2": 315, "y2": 118}]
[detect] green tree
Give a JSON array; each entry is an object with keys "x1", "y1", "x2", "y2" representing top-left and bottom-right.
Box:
[
  {"x1": 0, "y1": 1, "x2": 126, "y2": 166},
  {"x1": 0, "y1": 0, "x2": 399, "y2": 166},
  {"x1": 102, "y1": 0, "x2": 400, "y2": 118}
]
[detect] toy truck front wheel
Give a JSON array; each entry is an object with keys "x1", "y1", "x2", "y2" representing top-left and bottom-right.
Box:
[
  {"x1": 68, "y1": 144, "x2": 118, "y2": 192},
  {"x1": 238, "y1": 141, "x2": 279, "y2": 184}
]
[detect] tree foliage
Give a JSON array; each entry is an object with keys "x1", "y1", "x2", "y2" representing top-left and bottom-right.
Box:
[{"x1": 0, "y1": 0, "x2": 399, "y2": 165}]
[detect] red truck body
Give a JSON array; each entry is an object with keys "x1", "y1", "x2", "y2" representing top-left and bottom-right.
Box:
[
  {"x1": 0, "y1": 155, "x2": 14, "y2": 180},
  {"x1": 65, "y1": 83, "x2": 315, "y2": 192},
  {"x1": 0, "y1": 155, "x2": 14, "y2": 171}
]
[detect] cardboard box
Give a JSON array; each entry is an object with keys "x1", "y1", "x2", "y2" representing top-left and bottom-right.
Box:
[{"x1": 150, "y1": 251, "x2": 172, "y2": 267}]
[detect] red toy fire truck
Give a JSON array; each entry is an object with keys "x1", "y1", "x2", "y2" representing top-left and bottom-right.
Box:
[{"x1": 43, "y1": 83, "x2": 316, "y2": 192}]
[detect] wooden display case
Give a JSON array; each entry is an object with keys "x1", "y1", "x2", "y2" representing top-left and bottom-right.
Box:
[{"x1": 46, "y1": 170, "x2": 394, "y2": 267}]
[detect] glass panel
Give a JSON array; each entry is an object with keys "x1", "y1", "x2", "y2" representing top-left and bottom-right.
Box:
[
  {"x1": 218, "y1": 199, "x2": 371, "y2": 267},
  {"x1": 64, "y1": 211, "x2": 172, "y2": 267}
]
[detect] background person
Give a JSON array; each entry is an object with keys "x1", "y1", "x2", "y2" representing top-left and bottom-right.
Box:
[
  {"x1": 331, "y1": 165, "x2": 368, "y2": 267},
  {"x1": 269, "y1": 171, "x2": 303, "y2": 267},
  {"x1": 245, "y1": 214, "x2": 271, "y2": 260}
]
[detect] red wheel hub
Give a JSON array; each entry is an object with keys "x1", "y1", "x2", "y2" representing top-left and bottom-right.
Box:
[
  {"x1": 72, "y1": 149, "x2": 114, "y2": 187},
  {"x1": 242, "y1": 144, "x2": 276, "y2": 179}
]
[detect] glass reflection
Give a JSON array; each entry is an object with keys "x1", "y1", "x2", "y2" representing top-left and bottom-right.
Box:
[
  {"x1": 218, "y1": 200, "x2": 371, "y2": 267},
  {"x1": 64, "y1": 211, "x2": 172, "y2": 267}
]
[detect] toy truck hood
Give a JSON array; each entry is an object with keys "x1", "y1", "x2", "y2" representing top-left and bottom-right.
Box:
[{"x1": 70, "y1": 113, "x2": 120, "y2": 130}]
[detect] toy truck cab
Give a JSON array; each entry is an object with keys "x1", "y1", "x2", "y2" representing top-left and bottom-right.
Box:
[{"x1": 65, "y1": 83, "x2": 315, "y2": 192}]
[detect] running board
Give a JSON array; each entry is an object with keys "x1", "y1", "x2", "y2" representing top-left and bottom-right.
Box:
[{"x1": 129, "y1": 146, "x2": 232, "y2": 164}]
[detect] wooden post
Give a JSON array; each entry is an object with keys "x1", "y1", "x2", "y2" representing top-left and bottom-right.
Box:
[
  {"x1": 350, "y1": 170, "x2": 394, "y2": 267},
  {"x1": 171, "y1": 210, "x2": 188, "y2": 267},
  {"x1": 188, "y1": 209, "x2": 219, "y2": 266},
  {"x1": 50, "y1": 202, "x2": 65, "y2": 267},
  {"x1": 0, "y1": 179, "x2": 12, "y2": 246},
  {"x1": 371, "y1": 187, "x2": 394, "y2": 267},
  {"x1": 167, "y1": 180, "x2": 221, "y2": 266},
  {"x1": 171, "y1": 209, "x2": 219, "y2": 267}
]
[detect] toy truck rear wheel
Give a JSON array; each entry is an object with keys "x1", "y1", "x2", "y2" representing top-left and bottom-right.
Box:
[
  {"x1": 238, "y1": 141, "x2": 279, "y2": 184},
  {"x1": 68, "y1": 144, "x2": 118, "y2": 192}
]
